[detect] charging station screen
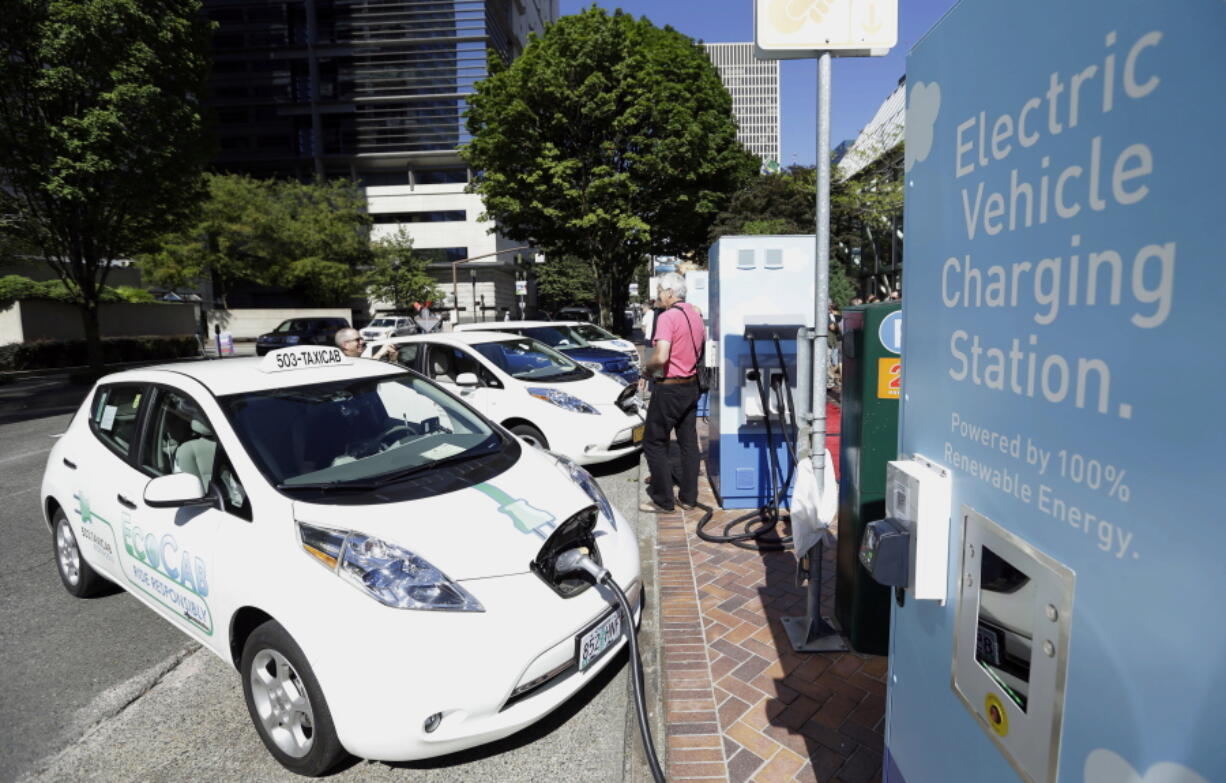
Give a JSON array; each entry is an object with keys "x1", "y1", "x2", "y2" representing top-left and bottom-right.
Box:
[{"x1": 976, "y1": 547, "x2": 1033, "y2": 712}]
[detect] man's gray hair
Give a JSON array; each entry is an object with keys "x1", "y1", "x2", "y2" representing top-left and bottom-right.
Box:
[
  {"x1": 334, "y1": 327, "x2": 359, "y2": 347},
  {"x1": 658, "y1": 271, "x2": 687, "y2": 299}
]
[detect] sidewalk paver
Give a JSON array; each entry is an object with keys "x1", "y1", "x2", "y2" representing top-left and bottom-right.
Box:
[{"x1": 646, "y1": 399, "x2": 886, "y2": 783}]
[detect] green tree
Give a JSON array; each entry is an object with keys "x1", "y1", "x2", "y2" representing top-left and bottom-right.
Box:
[
  {"x1": 463, "y1": 6, "x2": 758, "y2": 331},
  {"x1": 366, "y1": 227, "x2": 441, "y2": 311},
  {"x1": 533, "y1": 255, "x2": 597, "y2": 315},
  {"x1": 0, "y1": 0, "x2": 213, "y2": 367},
  {"x1": 140, "y1": 174, "x2": 374, "y2": 306},
  {"x1": 831, "y1": 141, "x2": 904, "y2": 300},
  {"x1": 708, "y1": 166, "x2": 816, "y2": 241}
]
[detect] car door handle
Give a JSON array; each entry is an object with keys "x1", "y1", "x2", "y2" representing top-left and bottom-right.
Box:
[
  {"x1": 62, "y1": 458, "x2": 77, "y2": 469},
  {"x1": 117, "y1": 494, "x2": 138, "y2": 509}
]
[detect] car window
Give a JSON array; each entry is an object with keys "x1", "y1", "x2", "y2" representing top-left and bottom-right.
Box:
[
  {"x1": 426, "y1": 346, "x2": 484, "y2": 384},
  {"x1": 91, "y1": 384, "x2": 146, "y2": 459},
  {"x1": 472, "y1": 338, "x2": 585, "y2": 382},
  {"x1": 370, "y1": 318, "x2": 394, "y2": 327},
  {"x1": 139, "y1": 388, "x2": 252, "y2": 520},
  {"x1": 272, "y1": 320, "x2": 295, "y2": 333},
  {"x1": 572, "y1": 323, "x2": 617, "y2": 341},
  {"x1": 390, "y1": 342, "x2": 420, "y2": 368},
  {"x1": 220, "y1": 373, "x2": 501, "y2": 490}
]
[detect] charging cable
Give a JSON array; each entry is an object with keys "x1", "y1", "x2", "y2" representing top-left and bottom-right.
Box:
[{"x1": 555, "y1": 549, "x2": 666, "y2": 783}]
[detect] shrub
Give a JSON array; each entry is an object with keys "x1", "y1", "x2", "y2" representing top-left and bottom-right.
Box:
[
  {"x1": 0, "y1": 275, "x2": 155, "y2": 308},
  {"x1": 0, "y1": 336, "x2": 200, "y2": 371}
]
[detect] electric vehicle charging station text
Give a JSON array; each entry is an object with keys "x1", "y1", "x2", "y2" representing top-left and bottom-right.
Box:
[
  {"x1": 707, "y1": 236, "x2": 816, "y2": 510},
  {"x1": 883, "y1": 2, "x2": 1225, "y2": 782}
]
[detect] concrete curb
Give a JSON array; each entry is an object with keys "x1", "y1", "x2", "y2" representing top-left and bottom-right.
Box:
[{"x1": 624, "y1": 450, "x2": 666, "y2": 783}]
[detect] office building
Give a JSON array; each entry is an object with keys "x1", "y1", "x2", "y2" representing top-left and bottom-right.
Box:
[
  {"x1": 703, "y1": 43, "x2": 781, "y2": 168},
  {"x1": 204, "y1": 0, "x2": 557, "y2": 320}
]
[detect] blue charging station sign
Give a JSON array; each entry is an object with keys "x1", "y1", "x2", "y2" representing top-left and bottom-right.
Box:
[{"x1": 891, "y1": 1, "x2": 1224, "y2": 782}]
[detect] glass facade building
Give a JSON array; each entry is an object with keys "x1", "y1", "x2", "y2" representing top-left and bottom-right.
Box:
[{"x1": 703, "y1": 43, "x2": 781, "y2": 168}]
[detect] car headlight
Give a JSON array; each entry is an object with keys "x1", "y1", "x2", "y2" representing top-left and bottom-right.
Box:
[
  {"x1": 527, "y1": 387, "x2": 599, "y2": 414},
  {"x1": 285, "y1": 335, "x2": 300, "y2": 344},
  {"x1": 579, "y1": 361, "x2": 605, "y2": 373},
  {"x1": 297, "y1": 522, "x2": 484, "y2": 612},
  {"x1": 553, "y1": 454, "x2": 615, "y2": 525}
]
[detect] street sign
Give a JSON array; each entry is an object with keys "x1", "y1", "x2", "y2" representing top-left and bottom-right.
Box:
[
  {"x1": 515, "y1": 280, "x2": 527, "y2": 296},
  {"x1": 629, "y1": 283, "x2": 639, "y2": 296},
  {"x1": 754, "y1": 0, "x2": 897, "y2": 58}
]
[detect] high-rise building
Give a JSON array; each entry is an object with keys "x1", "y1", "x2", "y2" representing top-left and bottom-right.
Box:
[
  {"x1": 703, "y1": 43, "x2": 781, "y2": 169},
  {"x1": 203, "y1": 0, "x2": 557, "y2": 319}
]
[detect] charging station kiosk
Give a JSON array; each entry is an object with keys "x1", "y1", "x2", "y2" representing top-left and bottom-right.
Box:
[
  {"x1": 707, "y1": 236, "x2": 815, "y2": 509},
  {"x1": 874, "y1": 2, "x2": 1225, "y2": 782},
  {"x1": 685, "y1": 270, "x2": 712, "y2": 418}
]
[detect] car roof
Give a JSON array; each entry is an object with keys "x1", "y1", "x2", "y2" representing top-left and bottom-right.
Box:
[
  {"x1": 384, "y1": 331, "x2": 535, "y2": 347},
  {"x1": 106, "y1": 356, "x2": 403, "y2": 397},
  {"x1": 453, "y1": 320, "x2": 557, "y2": 331}
]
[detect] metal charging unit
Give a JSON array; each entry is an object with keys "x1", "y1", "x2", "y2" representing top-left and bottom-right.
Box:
[
  {"x1": 707, "y1": 235, "x2": 815, "y2": 509},
  {"x1": 878, "y1": 2, "x2": 1225, "y2": 783},
  {"x1": 835, "y1": 302, "x2": 901, "y2": 655}
]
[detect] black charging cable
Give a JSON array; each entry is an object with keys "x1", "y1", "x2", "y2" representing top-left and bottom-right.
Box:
[
  {"x1": 555, "y1": 549, "x2": 666, "y2": 783},
  {"x1": 694, "y1": 334, "x2": 800, "y2": 551}
]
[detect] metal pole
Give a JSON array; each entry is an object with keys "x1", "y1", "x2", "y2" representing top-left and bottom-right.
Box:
[
  {"x1": 811, "y1": 52, "x2": 832, "y2": 487},
  {"x1": 781, "y1": 51, "x2": 847, "y2": 654}
]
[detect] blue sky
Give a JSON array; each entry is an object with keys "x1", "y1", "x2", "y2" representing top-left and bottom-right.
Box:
[{"x1": 557, "y1": 0, "x2": 959, "y2": 165}]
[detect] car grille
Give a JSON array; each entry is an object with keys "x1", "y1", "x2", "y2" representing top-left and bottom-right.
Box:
[{"x1": 530, "y1": 506, "x2": 602, "y2": 598}]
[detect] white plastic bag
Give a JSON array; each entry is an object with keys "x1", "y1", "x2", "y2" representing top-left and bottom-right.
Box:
[{"x1": 791, "y1": 450, "x2": 838, "y2": 564}]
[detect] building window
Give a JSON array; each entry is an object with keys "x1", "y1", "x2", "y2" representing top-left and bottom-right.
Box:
[
  {"x1": 370, "y1": 211, "x2": 466, "y2": 224},
  {"x1": 362, "y1": 170, "x2": 409, "y2": 187},
  {"x1": 414, "y1": 167, "x2": 468, "y2": 185}
]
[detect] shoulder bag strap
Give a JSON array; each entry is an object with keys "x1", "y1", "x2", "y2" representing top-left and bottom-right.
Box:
[{"x1": 669, "y1": 303, "x2": 704, "y2": 374}]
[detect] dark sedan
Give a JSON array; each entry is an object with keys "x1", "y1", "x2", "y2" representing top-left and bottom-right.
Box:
[{"x1": 255, "y1": 317, "x2": 350, "y2": 356}]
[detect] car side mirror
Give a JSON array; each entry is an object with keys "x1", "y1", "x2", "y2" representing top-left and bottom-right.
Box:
[
  {"x1": 144, "y1": 473, "x2": 213, "y2": 509},
  {"x1": 456, "y1": 372, "x2": 479, "y2": 389}
]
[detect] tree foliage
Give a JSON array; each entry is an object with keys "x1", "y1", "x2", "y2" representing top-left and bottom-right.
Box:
[
  {"x1": 0, "y1": 0, "x2": 213, "y2": 366},
  {"x1": 463, "y1": 6, "x2": 758, "y2": 329},
  {"x1": 367, "y1": 227, "x2": 442, "y2": 311},
  {"x1": 831, "y1": 142, "x2": 904, "y2": 298},
  {"x1": 532, "y1": 255, "x2": 597, "y2": 314},
  {"x1": 139, "y1": 174, "x2": 374, "y2": 307}
]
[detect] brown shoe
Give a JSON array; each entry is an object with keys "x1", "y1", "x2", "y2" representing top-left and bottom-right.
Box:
[{"x1": 639, "y1": 499, "x2": 675, "y2": 513}]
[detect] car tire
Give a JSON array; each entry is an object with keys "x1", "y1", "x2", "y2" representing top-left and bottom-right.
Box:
[
  {"x1": 53, "y1": 508, "x2": 108, "y2": 598},
  {"x1": 508, "y1": 423, "x2": 549, "y2": 450},
  {"x1": 241, "y1": 620, "x2": 348, "y2": 777}
]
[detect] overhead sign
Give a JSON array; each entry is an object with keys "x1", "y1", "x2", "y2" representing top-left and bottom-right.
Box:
[{"x1": 755, "y1": 0, "x2": 897, "y2": 58}]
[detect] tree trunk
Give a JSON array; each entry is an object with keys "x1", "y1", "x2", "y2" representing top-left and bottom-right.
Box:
[{"x1": 80, "y1": 300, "x2": 104, "y2": 370}]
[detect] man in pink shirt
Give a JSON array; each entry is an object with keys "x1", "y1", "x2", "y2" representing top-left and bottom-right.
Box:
[{"x1": 640, "y1": 272, "x2": 705, "y2": 512}]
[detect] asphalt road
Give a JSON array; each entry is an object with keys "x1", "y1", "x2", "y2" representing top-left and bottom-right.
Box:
[{"x1": 0, "y1": 408, "x2": 652, "y2": 783}]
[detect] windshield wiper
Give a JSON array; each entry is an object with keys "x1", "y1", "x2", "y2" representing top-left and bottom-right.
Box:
[
  {"x1": 370, "y1": 444, "x2": 498, "y2": 486},
  {"x1": 276, "y1": 479, "x2": 379, "y2": 491}
]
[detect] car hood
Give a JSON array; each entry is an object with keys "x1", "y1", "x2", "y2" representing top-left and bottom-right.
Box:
[
  {"x1": 520, "y1": 367, "x2": 628, "y2": 404},
  {"x1": 291, "y1": 447, "x2": 600, "y2": 580}
]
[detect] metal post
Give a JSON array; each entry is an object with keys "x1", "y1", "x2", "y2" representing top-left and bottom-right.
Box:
[{"x1": 782, "y1": 51, "x2": 847, "y2": 654}]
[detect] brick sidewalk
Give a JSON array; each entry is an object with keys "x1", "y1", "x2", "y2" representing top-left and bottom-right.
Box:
[{"x1": 652, "y1": 405, "x2": 887, "y2": 783}]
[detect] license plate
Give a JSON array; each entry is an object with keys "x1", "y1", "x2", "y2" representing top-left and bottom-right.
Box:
[
  {"x1": 578, "y1": 610, "x2": 623, "y2": 672},
  {"x1": 976, "y1": 622, "x2": 1005, "y2": 667},
  {"x1": 632, "y1": 425, "x2": 644, "y2": 443}
]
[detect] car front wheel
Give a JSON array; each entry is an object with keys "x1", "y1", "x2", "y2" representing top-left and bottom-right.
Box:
[
  {"x1": 53, "y1": 509, "x2": 107, "y2": 598},
  {"x1": 508, "y1": 423, "x2": 549, "y2": 450},
  {"x1": 241, "y1": 620, "x2": 347, "y2": 777}
]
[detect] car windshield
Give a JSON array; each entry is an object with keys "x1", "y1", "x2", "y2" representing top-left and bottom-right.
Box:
[
  {"x1": 572, "y1": 323, "x2": 617, "y2": 342},
  {"x1": 369, "y1": 318, "x2": 395, "y2": 327},
  {"x1": 472, "y1": 338, "x2": 586, "y2": 382},
  {"x1": 520, "y1": 325, "x2": 591, "y2": 349},
  {"x1": 220, "y1": 373, "x2": 501, "y2": 489},
  {"x1": 273, "y1": 320, "x2": 307, "y2": 333}
]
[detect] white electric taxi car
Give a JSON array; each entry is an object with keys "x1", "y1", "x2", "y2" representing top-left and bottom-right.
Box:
[
  {"x1": 364, "y1": 331, "x2": 644, "y2": 465},
  {"x1": 552, "y1": 320, "x2": 641, "y2": 368},
  {"x1": 360, "y1": 315, "x2": 416, "y2": 342},
  {"x1": 41, "y1": 346, "x2": 642, "y2": 776}
]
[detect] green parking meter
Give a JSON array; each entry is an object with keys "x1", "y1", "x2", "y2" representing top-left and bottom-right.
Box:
[{"x1": 835, "y1": 302, "x2": 901, "y2": 655}]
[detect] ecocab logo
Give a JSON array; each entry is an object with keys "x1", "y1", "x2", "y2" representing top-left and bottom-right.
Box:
[{"x1": 906, "y1": 81, "x2": 941, "y2": 174}]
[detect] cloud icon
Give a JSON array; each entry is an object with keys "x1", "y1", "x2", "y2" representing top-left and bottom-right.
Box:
[
  {"x1": 905, "y1": 81, "x2": 941, "y2": 173},
  {"x1": 1084, "y1": 749, "x2": 1211, "y2": 783}
]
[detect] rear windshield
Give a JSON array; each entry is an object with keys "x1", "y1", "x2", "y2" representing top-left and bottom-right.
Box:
[
  {"x1": 273, "y1": 319, "x2": 309, "y2": 333},
  {"x1": 472, "y1": 338, "x2": 587, "y2": 382},
  {"x1": 520, "y1": 325, "x2": 590, "y2": 349},
  {"x1": 572, "y1": 323, "x2": 617, "y2": 342},
  {"x1": 369, "y1": 318, "x2": 395, "y2": 327},
  {"x1": 221, "y1": 372, "x2": 503, "y2": 493}
]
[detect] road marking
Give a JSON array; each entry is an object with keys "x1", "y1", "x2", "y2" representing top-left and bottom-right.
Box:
[
  {"x1": 0, "y1": 448, "x2": 51, "y2": 465},
  {"x1": 0, "y1": 486, "x2": 37, "y2": 501}
]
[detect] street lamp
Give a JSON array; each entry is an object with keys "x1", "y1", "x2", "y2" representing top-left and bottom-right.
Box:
[{"x1": 470, "y1": 269, "x2": 478, "y2": 324}]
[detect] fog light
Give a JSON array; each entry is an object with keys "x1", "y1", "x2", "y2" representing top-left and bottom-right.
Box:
[{"x1": 423, "y1": 712, "x2": 443, "y2": 733}]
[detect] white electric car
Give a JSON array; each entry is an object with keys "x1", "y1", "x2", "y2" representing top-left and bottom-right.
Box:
[
  {"x1": 364, "y1": 332, "x2": 644, "y2": 465},
  {"x1": 41, "y1": 346, "x2": 642, "y2": 776}
]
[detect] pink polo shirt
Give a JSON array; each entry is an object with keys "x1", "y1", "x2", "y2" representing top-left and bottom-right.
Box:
[{"x1": 654, "y1": 303, "x2": 704, "y2": 379}]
